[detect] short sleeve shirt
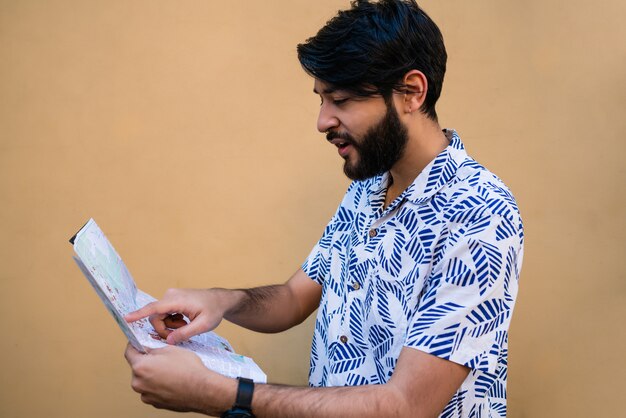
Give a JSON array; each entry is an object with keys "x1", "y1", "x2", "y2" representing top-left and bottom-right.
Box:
[{"x1": 302, "y1": 130, "x2": 524, "y2": 417}]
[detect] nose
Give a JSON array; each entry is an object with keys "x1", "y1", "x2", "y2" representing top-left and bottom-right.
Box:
[{"x1": 317, "y1": 102, "x2": 340, "y2": 133}]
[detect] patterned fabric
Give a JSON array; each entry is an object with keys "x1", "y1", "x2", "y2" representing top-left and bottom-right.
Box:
[{"x1": 302, "y1": 130, "x2": 524, "y2": 417}]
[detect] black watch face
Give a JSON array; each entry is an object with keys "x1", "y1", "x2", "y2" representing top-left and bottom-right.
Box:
[{"x1": 222, "y1": 409, "x2": 253, "y2": 418}]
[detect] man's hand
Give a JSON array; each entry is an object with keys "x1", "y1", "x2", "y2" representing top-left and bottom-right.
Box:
[
  {"x1": 124, "y1": 343, "x2": 235, "y2": 416},
  {"x1": 125, "y1": 269, "x2": 322, "y2": 343},
  {"x1": 125, "y1": 288, "x2": 233, "y2": 344}
]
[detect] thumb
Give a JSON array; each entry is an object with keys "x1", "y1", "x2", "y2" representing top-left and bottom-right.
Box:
[
  {"x1": 125, "y1": 343, "x2": 149, "y2": 364},
  {"x1": 165, "y1": 318, "x2": 208, "y2": 344}
]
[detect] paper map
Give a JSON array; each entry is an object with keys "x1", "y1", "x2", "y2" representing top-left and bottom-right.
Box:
[{"x1": 70, "y1": 218, "x2": 266, "y2": 383}]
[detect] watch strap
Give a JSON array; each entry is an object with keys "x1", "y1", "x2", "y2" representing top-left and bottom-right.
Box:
[{"x1": 233, "y1": 377, "x2": 254, "y2": 411}]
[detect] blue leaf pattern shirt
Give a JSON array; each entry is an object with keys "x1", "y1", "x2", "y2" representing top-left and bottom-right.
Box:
[{"x1": 302, "y1": 130, "x2": 524, "y2": 417}]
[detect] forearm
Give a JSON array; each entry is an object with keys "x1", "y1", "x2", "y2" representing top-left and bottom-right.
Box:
[
  {"x1": 249, "y1": 383, "x2": 409, "y2": 418},
  {"x1": 219, "y1": 268, "x2": 321, "y2": 333},
  {"x1": 221, "y1": 285, "x2": 305, "y2": 332}
]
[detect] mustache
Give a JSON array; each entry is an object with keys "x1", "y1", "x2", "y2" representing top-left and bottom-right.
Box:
[{"x1": 326, "y1": 131, "x2": 355, "y2": 144}]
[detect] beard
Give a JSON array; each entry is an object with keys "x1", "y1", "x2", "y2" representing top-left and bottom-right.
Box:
[{"x1": 326, "y1": 102, "x2": 409, "y2": 181}]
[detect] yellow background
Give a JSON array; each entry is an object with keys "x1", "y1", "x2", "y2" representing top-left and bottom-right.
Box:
[{"x1": 1, "y1": 1, "x2": 624, "y2": 417}]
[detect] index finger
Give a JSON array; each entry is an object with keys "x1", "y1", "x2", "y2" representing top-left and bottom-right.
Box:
[{"x1": 125, "y1": 300, "x2": 172, "y2": 323}]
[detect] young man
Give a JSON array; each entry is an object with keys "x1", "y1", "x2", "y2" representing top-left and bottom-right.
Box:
[{"x1": 124, "y1": 1, "x2": 524, "y2": 417}]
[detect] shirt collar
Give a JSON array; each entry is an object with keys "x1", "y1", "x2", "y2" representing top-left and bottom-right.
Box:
[{"x1": 368, "y1": 129, "x2": 467, "y2": 208}]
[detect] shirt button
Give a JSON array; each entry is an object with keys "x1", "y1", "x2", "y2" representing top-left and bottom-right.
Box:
[
  {"x1": 340, "y1": 335, "x2": 348, "y2": 344},
  {"x1": 352, "y1": 282, "x2": 361, "y2": 290},
  {"x1": 369, "y1": 229, "x2": 377, "y2": 238}
]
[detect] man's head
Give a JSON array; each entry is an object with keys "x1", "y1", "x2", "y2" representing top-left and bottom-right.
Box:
[{"x1": 297, "y1": 0, "x2": 446, "y2": 121}]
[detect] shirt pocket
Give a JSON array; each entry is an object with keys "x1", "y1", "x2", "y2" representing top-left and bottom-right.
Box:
[{"x1": 364, "y1": 267, "x2": 411, "y2": 335}]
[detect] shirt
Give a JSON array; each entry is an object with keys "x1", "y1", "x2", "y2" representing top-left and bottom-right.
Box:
[{"x1": 302, "y1": 130, "x2": 524, "y2": 417}]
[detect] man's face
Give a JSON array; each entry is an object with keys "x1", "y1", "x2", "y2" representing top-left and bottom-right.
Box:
[
  {"x1": 314, "y1": 80, "x2": 408, "y2": 181},
  {"x1": 327, "y1": 102, "x2": 408, "y2": 180}
]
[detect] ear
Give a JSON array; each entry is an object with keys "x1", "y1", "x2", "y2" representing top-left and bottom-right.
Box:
[{"x1": 401, "y1": 70, "x2": 428, "y2": 115}]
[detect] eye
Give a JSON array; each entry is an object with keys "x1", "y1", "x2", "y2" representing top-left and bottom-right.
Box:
[{"x1": 332, "y1": 98, "x2": 349, "y2": 106}]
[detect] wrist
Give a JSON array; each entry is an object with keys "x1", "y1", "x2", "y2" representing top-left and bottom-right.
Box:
[
  {"x1": 221, "y1": 289, "x2": 249, "y2": 320},
  {"x1": 221, "y1": 377, "x2": 255, "y2": 418},
  {"x1": 199, "y1": 372, "x2": 238, "y2": 416}
]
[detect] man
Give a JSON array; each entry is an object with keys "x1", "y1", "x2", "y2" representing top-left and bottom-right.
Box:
[{"x1": 124, "y1": 1, "x2": 524, "y2": 417}]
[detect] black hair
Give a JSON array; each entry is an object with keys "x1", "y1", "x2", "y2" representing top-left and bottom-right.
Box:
[{"x1": 297, "y1": 0, "x2": 447, "y2": 121}]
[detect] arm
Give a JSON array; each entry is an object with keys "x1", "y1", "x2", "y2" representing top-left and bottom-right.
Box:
[
  {"x1": 225, "y1": 268, "x2": 321, "y2": 332},
  {"x1": 125, "y1": 268, "x2": 321, "y2": 343},
  {"x1": 251, "y1": 347, "x2": 469, "y2": 418},
  {"x1": 125, "y1": 344, "x2": 469, "y2": 418}
]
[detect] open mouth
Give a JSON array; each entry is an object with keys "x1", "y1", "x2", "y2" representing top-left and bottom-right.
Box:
[
  {"x1": 336, "y1": 141, "x2": 352, "y2": 157},
  {"x1": 327, "y1": 133, "x2": 354, "y2": 158}
]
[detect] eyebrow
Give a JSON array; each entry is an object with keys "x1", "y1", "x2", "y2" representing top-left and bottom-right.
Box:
[{"x1": 313, "y1": 86, "x2": 338, "y2": 95}]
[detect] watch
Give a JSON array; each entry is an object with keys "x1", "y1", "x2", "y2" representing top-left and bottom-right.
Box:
[{"x1": 221, "y1": 377, "x2": 255, "y2": 418}]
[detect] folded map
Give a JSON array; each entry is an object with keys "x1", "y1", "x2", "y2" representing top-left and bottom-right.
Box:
[{"x1": 70, "y1": 218, "x2": 266, "y2": 383}]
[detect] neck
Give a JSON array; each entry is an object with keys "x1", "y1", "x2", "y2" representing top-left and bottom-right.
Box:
[{"x1": 385, "y1": 118, "x2": 448, "y2": 206}]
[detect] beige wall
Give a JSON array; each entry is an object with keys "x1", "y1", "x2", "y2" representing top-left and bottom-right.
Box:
[{"x1": 1, "y1": 1, "x2": 624, "y2": 417}]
